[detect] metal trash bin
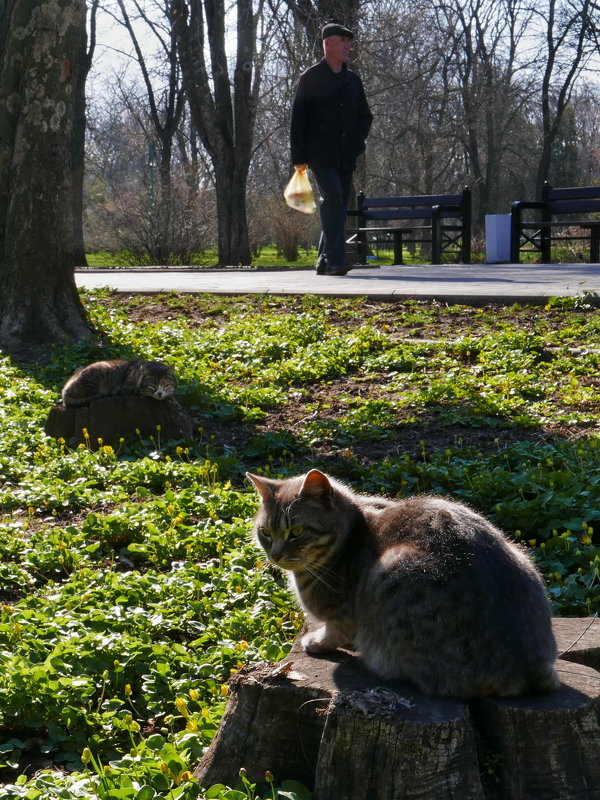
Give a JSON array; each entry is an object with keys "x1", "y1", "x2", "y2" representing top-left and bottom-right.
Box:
[{"x1": 485, "y1": 214, "x2": 511, "y2": 263}]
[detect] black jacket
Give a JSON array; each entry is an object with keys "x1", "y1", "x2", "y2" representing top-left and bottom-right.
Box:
[{"x1": 290, "y1": 59, "x2": 373, "y2": 171}]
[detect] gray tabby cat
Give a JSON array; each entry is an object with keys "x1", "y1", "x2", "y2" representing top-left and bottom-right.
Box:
[
  {"x1": 247, "y1": 469, "x2": 559, "y2": 699},
  {"x1": 61, "y1": 360, "x2": 177, "y2": 408}
]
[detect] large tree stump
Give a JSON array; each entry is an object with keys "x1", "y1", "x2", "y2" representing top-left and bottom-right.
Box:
[
  {"x1": 44, "y1": 395, "x2": 195, "y2": 448},
  {"x1": 194, "y1": 618, "x2": 600, "y2": 799},
  {"x1": 314, "y1": 687, "x2": 484, "y2": 800},
  {"x1": 474, "y1": 660, "x2": 600, "y2": 800}
]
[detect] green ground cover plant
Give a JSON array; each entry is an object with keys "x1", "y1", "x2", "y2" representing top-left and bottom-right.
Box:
[
  {"x1": 0, "y1": 292, "x2": 598, "y2": 799},
  {"x1": 84, "y1": 245, "x2": 475, "y2": 268},
  {"x1": 84, "y1": 248, "x2": 319, "y2": 269}
]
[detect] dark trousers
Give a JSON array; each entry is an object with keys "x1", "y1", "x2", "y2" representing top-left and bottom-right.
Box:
[{"x1": 311, "y1": 165, "x2": 353, "y2": 268}]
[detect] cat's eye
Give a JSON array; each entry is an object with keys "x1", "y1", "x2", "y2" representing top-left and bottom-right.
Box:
[
  {"x1": 257, "y1": 526, "x2": 272, "y2": 540},
  {"x1": 289, "y1": 526, "x2": 305, "y2": 538}
]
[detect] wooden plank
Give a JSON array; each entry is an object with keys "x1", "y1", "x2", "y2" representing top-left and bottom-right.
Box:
[
  {"x1": 547, "y1": 185, "x2": 600, "y2": 201},
  {"x1": 548, "y1": 199, "x2": 600, "y2": 214},
  {"x1": 361, "y1": 194, "x2": 463, "y2": 208}
]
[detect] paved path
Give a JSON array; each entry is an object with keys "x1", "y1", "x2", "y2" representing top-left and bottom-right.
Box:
[{"x1": 75, "y1": 263, "x2": 600, "y2": 305}]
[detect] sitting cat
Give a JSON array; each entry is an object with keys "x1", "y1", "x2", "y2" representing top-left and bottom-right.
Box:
[
  {"x1": 247, "y1": 469, "x2": 559, "y2": 699},
  {"x1": 61, "y1": 359, "x2": 177, "y2": 408}
]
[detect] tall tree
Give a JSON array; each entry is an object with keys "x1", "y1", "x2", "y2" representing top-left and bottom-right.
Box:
[
  {"x1": 0, "y1": 0, "x2": 92, "y2": 349},
  {"x1": 172, "y1": 0, "x2": 264, "y2": 265},
  {"x1": 431, "y1": 0, "x2": 536, "y2": 226},
  {"x1": 115, "y1": 0, "x2": 186, "y2": 263},
  {"x1": 533, "y1": 0, "x2": 595, "y2": 194}
]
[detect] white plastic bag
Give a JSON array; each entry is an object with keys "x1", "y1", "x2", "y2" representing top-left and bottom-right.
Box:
[{"x1": 284, "y1": 166, "x2": 316, "y2": 214}]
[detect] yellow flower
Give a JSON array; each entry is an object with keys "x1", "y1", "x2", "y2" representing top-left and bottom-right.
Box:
[{"x1": 175, "y1": 697, "x2": 189, "y2": 717}]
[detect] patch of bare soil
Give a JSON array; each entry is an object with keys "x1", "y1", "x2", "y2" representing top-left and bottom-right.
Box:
[{"x1": 100, "y1": 294, "x2": 600, "y2": 466}]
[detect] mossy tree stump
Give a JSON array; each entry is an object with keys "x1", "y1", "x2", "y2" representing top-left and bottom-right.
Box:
[
  {"x1": 44, "y1": 396, "x2": 195, "y2": 448},
  {"x1": 195, "y1": 618, "x2": 600, "y2": 799}
]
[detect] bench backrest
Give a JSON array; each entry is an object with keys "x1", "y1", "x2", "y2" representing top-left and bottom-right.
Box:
[
  {"x1": 354, "y1": 188, "x2": 470, "y2": 221},
  {"x1": 543, "y1": 184, "x2": 600, "y2": 216}
]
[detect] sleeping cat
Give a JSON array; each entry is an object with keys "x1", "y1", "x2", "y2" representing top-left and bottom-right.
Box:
[
  {"x1": 247, "y1": 469, "x2": 559, "y2": 699},
  {"x1": 61, "y1": 359, "x2": 177, "y2": 408}
]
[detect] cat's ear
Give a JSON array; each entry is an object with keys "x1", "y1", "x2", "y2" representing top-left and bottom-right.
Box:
[
  {"x1": 246, "y1": 472, "x2": 275, "y2": 503},
  {"x1": 300, "y1": 469, "x2": 333, "y2": 500}
]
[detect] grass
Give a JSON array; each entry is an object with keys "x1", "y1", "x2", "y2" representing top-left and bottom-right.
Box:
[
  {"x1": 84, "y1": 239, "x2": 587, "y2": 268},
  {"x1": 84, "y1": 245, "x2": 478, "y2": 268},
  {"x1": 84, "y1": 248, "x2": 320, "y2": 269},
  {"x1": 0, "y1": 291, "x2": 599, "y2": 798}
]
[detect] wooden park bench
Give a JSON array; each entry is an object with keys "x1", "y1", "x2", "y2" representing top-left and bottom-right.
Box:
[
  {"x1": 510, "y1": 183, "x2": 600, "y2": 263},
  {"x1": 347, "y1": 187, "x2": 472, "y2": 265}
]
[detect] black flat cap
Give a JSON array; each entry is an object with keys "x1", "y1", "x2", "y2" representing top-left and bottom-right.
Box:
[{"x1": 321, "y1": 22, "x2": 354, "y2": 39}]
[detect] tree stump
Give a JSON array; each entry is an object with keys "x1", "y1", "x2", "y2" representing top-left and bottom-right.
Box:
[
  {"x1": 194, "y1": 618, "x2": 600, "y2": 799},
  {"x1": 473, "y1": 660, "x2": 600, "y2": 800},
  {"x1": 44, "y1": 395, "x2": 195, "y2": 448},
  {"x1": 314, "y1": 687, "x2": 483, "y2": 800}
]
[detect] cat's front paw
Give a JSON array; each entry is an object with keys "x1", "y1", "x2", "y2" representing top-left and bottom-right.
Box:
[
  {"x1": 302, "y1": 626, "x2": 347, "y2": 655},
  {"x1": 302, "y1": 629, "x2": 334, "y2": 654}
]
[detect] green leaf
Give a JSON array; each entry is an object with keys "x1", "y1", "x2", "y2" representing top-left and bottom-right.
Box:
[
  {"x1": 205, "y1": 785, "x2": 230, "y2": 798},
  {"x1": 280, "y1": 781, "x2": 313, "y2": 800},
  {"x1": 135, "y1": 787, "x2": 157, "y2": 800}
]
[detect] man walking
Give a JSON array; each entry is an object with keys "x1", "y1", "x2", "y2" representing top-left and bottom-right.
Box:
[{"x1": 290, "y1": 23, "x2": 373, "y2": 276}]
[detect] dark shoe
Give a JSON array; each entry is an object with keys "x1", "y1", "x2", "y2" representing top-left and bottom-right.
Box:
[{"x1": 322, "y1": 266, "x2": 348, "y2": 276}]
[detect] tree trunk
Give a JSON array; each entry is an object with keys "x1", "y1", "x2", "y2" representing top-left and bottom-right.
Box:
[
  {"x1": 72, "y1": 0, "x2": 97, "y2": 266},
  {"x1": 72, "y1": 42, "x2": 89, "y2": 268},
  {"x1": 195, "y1": 618, "x2": 600, "y2": 799},
  {"x1": 172, "y1": 0, "x2": 256, "y2": 266},
  {"x1": 534, "y1": 0, "x2": 593, "y2": 196},
  {"x1": 0, "y1": 0, "x2": 92, "y2": 349},
  {"x1": 214, "y1": 160, "x2": 251, "y2": 265},
  {"x1": 116, "y1": 0, "x2": 186, "y2": 265}
]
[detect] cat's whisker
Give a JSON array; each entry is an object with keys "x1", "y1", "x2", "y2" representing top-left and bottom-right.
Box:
[
  {"x1": 303, "y1": 557, "x2": 340, "y2": 582},
  {"x1": 301, "y1": 562, "x2": 340, "y2": 594}
]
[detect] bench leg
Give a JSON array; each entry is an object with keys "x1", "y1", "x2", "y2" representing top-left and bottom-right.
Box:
[
  {"x1": 540, "y1": 228, "x2": 551, "y2": 263},
  {"x1": 357, "y1": 230, "x2": 367, "y2": 264},
  {"x1": 461, "y1": 229, "x2": 471, "y2": 264},
  {"x1": 510, "y1": 210, "x2": 521, "y2": 263},
  {"x1": 392, "y1": 231, "x2": 404, "y2": 265},
  {"x1": 590, "y1": 229, "x2": 600, "y2": 263},
  {"x1": 432, "y1": 216, "x2": 442, "y2": 263}
]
